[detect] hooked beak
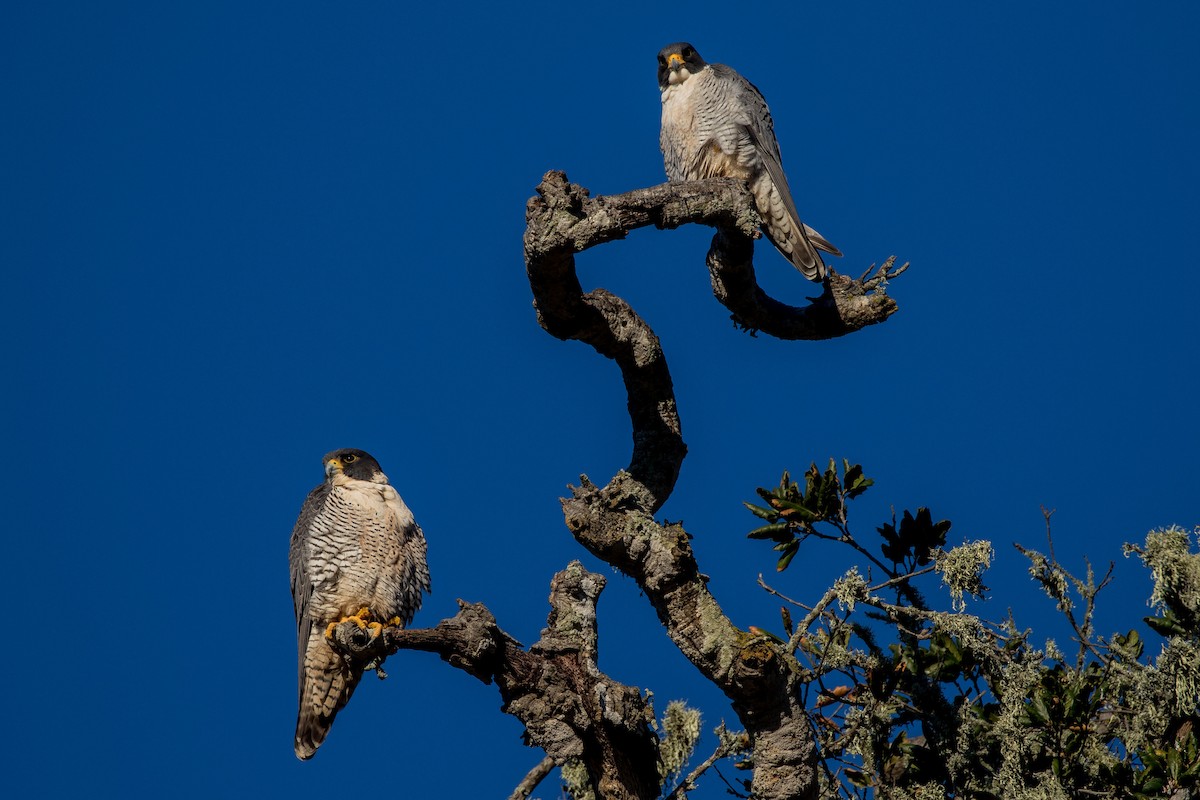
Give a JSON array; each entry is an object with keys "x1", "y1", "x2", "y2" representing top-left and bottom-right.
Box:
[
  {"x1": 667, "y1": 52, "x2": 684, "y2": 69},
  {"x1": 324, "y1": 458, "x2": 343, "y2": 477}
]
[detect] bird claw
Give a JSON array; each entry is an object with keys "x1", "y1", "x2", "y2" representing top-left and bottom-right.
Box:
[{"x1": 324, "y1": 607, "x2": 378, "y2": 639}]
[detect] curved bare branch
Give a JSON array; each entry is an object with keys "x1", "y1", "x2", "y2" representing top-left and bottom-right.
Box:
[{"x1": 522, "y1": 170, "x2": 909, "y2": 799}]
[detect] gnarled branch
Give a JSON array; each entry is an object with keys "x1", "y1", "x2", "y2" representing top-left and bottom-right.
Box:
[
  {"x1": 327, "y1": 561, "x2": 660, "y2": 800},
  {"x1": 525, "y1": 169, "x2": 904, "y2": 343},
  {"x1": 522, "y1": 170, "x2": 907, "y2": 799}
]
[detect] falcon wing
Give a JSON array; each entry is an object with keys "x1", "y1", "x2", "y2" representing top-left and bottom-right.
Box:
[
  {"x1": 380, "y1": 484, "x2": 432, "y2": 624},
  {"x1": 727, "y1": 67, "x2": 842, "y2": 260},
  {"x1": 289, "y1": 485, "x2": 325, "y2": 703}
]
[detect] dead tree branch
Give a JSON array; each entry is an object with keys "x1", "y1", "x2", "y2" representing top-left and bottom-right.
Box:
[
  {"x1": 519, "y1": 170, "x2": 906, "y2": 799},
  {"x1": 327, "y1": 561, "x2": 660, "y2": 800},
  {"x1": 509, "y1": 755, "x2": 555, "y2": 800},
  {"x1": 524, "y1": 169, "x2": 903, "y2": 342}
]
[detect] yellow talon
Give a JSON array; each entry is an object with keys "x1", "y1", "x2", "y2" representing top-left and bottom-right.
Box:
[
  {"x1": 367, "y1": 621, "x2": 384, "y2": 639},
  {"x1": 324, "y1": 607, "x2": 377, "y2": 637},
  {"x1": 386, "y1": 616, "x2": 401, "y2": 627},
  {"x1": 346, "y1": 607, "x2": 373, "y2": 629}
]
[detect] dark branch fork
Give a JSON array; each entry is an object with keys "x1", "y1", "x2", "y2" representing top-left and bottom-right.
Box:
[{"x1": 332, "y1": 171, "x2": 904, "y2": 799}]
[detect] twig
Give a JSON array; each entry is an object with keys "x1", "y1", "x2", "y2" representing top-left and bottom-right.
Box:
[
  {"x1": 666, "y1": 725, "x2": 741, "y2": 800},
  {"x1": 868, "y1": 564, "x2": 937, "y2": 592},
  {"x1": 789, "y1": 588, "x2": 839, "y2": 654},
  {"x1": 757, "y1": 574, "x2": 814, "y2": 612},
  {"x1": 508, "y1": 755, "x2": 555, "y2": 800}
]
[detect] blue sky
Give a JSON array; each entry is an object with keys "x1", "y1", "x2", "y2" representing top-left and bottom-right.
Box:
[{"x1": 4, "y1": 2, "x2": 1197, "y2": 797}]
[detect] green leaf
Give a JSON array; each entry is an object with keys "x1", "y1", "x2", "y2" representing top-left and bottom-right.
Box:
[
  {"x1": 743, "y1": 502, "x2": 778, "y2": 521},
  {"x1": 1026, "y1": 693, "x2": 1050, "y2": 726},
  {"x1": 881, "y1": 507, "x2": 952, "y2": 566},
  {"x1": 747, "y1": 522, "x2": 792, "y2": 541},
  {"x1": 843, "y1": 768, "x2": 871, "y2": 788},
  {"x1": 846, "y1": 473, "x2": 874, "y2": 500},
  {"x1": 778, "y1": 503, "x2": 819, "y2": 523},
  {"x1": 777, "y1": 542, "x2": 799, "y2": 572},
  {"x1": 1146, "y1": 612, "x2": 1190, "y2": 637}
]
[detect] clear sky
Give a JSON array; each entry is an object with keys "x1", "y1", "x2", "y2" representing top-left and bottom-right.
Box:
[{"x1": 4, "y1": 2, "x2": 1197, "y2": 797}]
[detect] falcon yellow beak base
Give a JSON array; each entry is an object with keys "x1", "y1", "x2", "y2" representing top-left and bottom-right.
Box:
[{"x1": 667, "y1": 53, "x2": 684, "y2": 68}]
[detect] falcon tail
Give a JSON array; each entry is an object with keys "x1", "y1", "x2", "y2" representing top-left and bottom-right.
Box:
[
  {"x1": 294, "y1": 630, "x2": 362, "y2": 760},
  {"x1": 805, "y1": 224, "x2": 842, "y2": 258},
  {"x1": 752, "y1": 173, "x2": 832, "y2": 282},
  {"x1": 745, "y1": 129, "x2": 841, "y2": 282}
]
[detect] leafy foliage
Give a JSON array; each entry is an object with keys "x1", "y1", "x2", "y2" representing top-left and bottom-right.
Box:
[
  {"x1": 877, "y1": 508, "x2": 951, "y2": 570},
  {"x1": 740, "y1": 466, "x2": 1200, "y2": 799}
]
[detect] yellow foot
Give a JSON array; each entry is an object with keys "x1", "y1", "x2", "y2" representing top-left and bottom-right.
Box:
[
  {"x1": 324, "y1": 608, "x2": 377, "y2": 639},
  {"x1": 386, "y1": 616, "x2": 401, "y2": 627}
]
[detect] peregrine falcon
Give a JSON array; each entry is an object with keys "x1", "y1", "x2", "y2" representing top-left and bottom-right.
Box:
[
  {"x1": 289, "y1": 448, "x2": 430, "y2": 760},
  {"x1": 657, "y1": 42, "x2": 841, "y2": 281}
]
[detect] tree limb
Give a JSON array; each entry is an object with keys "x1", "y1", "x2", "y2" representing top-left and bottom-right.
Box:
[
  {"x1": 524, "y1": 169, "x2": 904, "y2": 343},
  {"x1": 522, "y1": 170, "x2": 907, "y2": 799},
  {"x1": 509, "y1": 755, "x2": 555, "y2": 800},
  {"x1": 326, "y1": 561, "x2": 660, "y2": 800}
]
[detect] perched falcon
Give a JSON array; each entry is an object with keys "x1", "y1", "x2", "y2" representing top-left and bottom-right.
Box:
[
  {"x1": 657, "y1": 42, "x2": 841, "y2": 281},
  {"x1": 289, "y1": 448, "x2": 430, "y2": 760}
]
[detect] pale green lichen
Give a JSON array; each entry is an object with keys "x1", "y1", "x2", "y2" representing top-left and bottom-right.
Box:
[
  {"x1": 833, "y1": 567, "x2": 869, "y2": 612},
  {"x1": 560, "y1": 759, "x2": 595, "y2": 800},
  {"x1": 1021, "y1": 546, "x2": 1072, "y2": 612},
  {"x1": 934, "y1": 540, "x2": 993, "y2": 611},
  {"x1": 658, "y1": 700, "x2": 702, "y2": 784},
  {"x1": 1126, "y1": 525, "x2": 1200, "y2": 621},
  {"x1": 1155, "y1": 637, "x2": 1200, "y2": 717},
  {"x1": 890, "y1": 783, "x2": 955, "y2": 800}
]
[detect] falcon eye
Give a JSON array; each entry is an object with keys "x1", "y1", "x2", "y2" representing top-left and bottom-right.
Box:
[
  {"x1": 682, "y1": 46, "x2": 694, "y2": 57},
  {"x1": 342, "y1": 454, "x2": 358, "y2": 463}
]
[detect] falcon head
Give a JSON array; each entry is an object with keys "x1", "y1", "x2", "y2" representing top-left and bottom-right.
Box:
[
  {"x1": 657, "y1": 42, "x2": 707, "y2": 89},
  {"x1": 323, "y1": 448, "x2": 387, "y2": 483}
]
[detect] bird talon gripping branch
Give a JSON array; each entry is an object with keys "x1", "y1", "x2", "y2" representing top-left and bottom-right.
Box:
[{"x1": 323, "y1": 607, "x2": 373, "y2": 638}]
